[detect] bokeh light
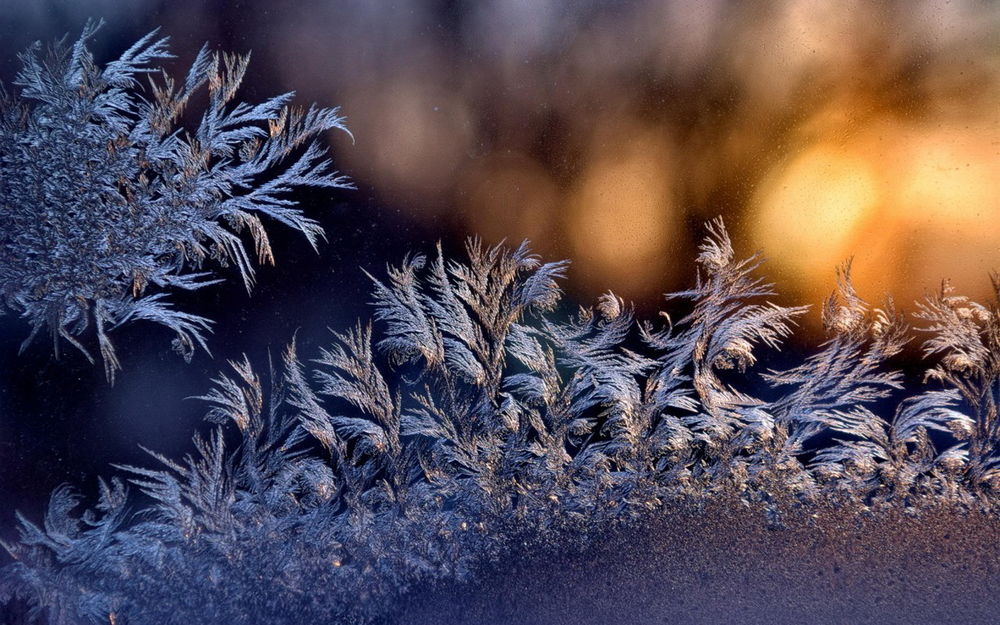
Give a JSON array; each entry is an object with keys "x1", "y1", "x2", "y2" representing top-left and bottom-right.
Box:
[
  {"x1": 566, "y1": 121, "x2": 676, "y2": 299},
  {"x1": 1, "y1": 0, "x2": 997, "y2": 325}
]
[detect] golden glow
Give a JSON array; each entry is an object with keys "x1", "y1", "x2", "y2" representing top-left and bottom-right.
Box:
[
  {"x1": 270, "y1": 0, "x2": 999, "y2": 325},
  {"x1": 864, "y1": 124, "x2": 1000, "y2": 308},
  {"x1": 751, "y1": 146, "x2": 878, "y2": 295},
  {"x1": 567, "y1": 124, "x2": 675, "y2": 298},
  {"x1": 897, "y1": 130, "x2": 998, "y2": 221},
  {"x1": 753, "y1": 121, "x2": 999, "y2": 312}
]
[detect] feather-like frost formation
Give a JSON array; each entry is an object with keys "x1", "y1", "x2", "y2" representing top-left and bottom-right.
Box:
[
  {"x1": 2, "y1": 221, "x2": 998, "y2": 624},
  {"x1": 0, "y1": 21, "x2": 352, "y2": 380}
]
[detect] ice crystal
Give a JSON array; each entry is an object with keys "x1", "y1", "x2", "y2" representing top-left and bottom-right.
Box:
[
  {"x1": 2, "y1": 221, "x2": 998, "y2": 624},
  {"x1": 0, "y1": 22, "x2": 352, "y2": 380}
]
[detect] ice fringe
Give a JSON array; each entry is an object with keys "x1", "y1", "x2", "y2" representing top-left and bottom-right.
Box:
[
  {"x1": 2, "y1": 220, "x2": 997, "y2": 624},
  {"x1": 0, "y1": 21, "x2": 353, "y2": 381}
]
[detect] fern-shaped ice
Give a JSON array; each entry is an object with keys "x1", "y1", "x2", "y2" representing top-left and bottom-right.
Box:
[{"x1": 0, "y1": 21, "x2": 352, "y2": 380}]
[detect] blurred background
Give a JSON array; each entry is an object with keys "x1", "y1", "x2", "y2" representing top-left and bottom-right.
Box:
[{"x1": 0, "y1": 0, "x2": 997, "y2": 518}]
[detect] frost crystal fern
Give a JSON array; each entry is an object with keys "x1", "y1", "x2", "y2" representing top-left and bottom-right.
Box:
[
  {"x1": 0, "y1": 22, "x2": 352, "y2": 380},
  {"x1": 2, "y1": 221, "x2": 998, "y2": 624}
]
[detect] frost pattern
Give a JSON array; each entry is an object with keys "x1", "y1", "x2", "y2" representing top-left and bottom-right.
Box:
[
  {"x1": 0, "y1": 22, "x2": 352, "y2": 380},
  {"x1": 2, "y1": 221, "x2": 998, "y2": 624}
]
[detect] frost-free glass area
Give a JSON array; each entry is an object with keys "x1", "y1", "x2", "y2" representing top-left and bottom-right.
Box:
[{"x1": 1, "y1": 2, "x2": 998, "y2": 624}]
